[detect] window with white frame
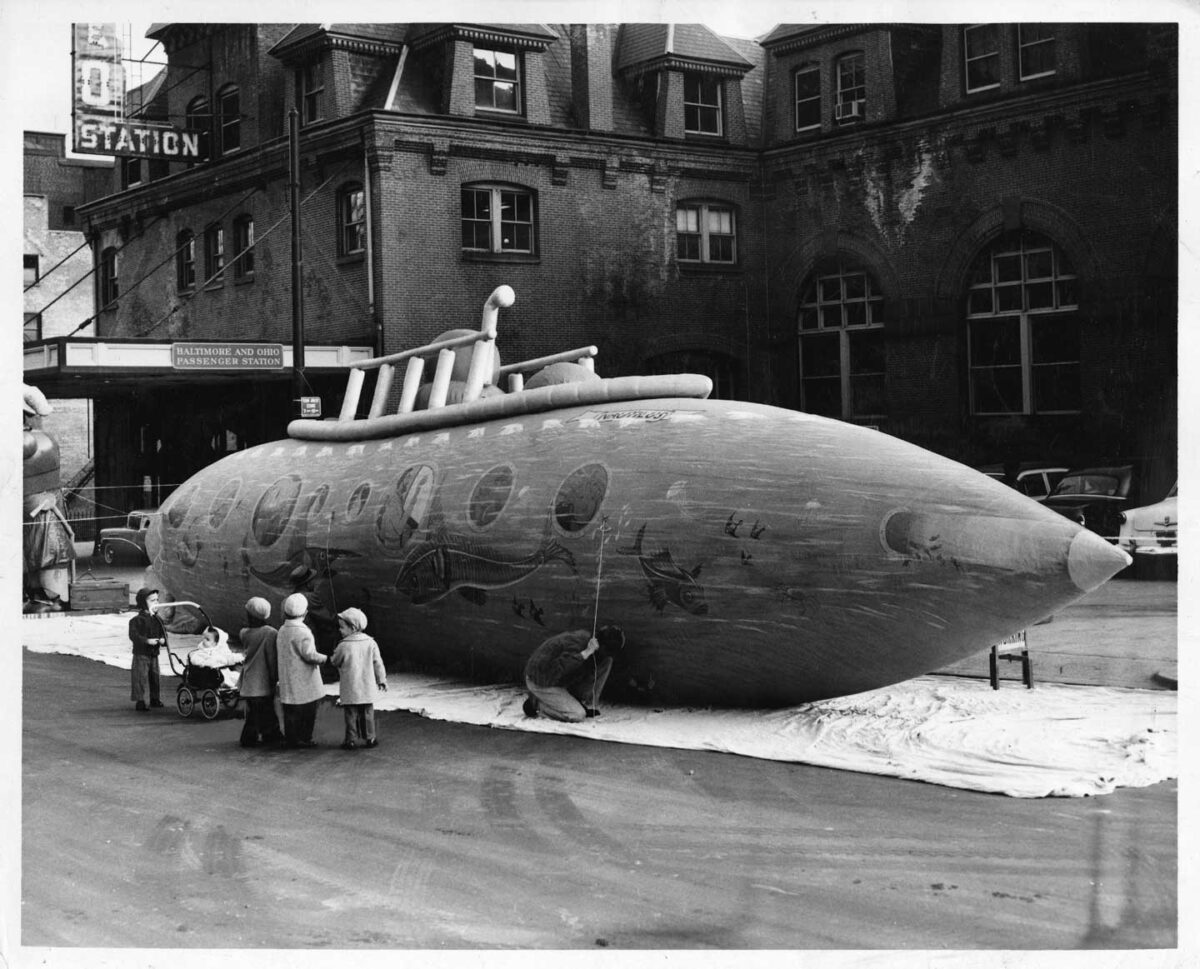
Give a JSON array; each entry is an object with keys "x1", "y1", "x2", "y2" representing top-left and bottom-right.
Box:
[
  {"x1": 835, "y1": 53, "x2": 865, "y2": 124},
  {"x1": 798, "y1": 261, "x2": 886, "y2": 419},
  {"x1": 300, "y1": 62, "x2": 324, "y2": 124},
  {"x1": 217, "y1": 84, "x2": 240, "y2": 154},
  {"x1": 461, "y1": 184, "x2": 535, "y2": 254},
  {"x1": 1018, "y1": 24, "x2": 1056, "y2": 80},
  {"x1": 24, "y1": 313, "x2": 42, "y2": 343},
  {"x1": 338, "y1": 184, "x2": 366, "y2": 256},
  {"x1": 204, "y1": 224, "x2": 224, "y2": 283},
  {"x1": 676, "y1": 202, "x2": 736, "y2": 265},
  {"x1": 176, "y1": 229, "x2": 196, "y2": 290},
  {"x1": 794, "y1": 65, "x2": 821, "y2": 131},
  {"x1": 24, "y1": 254, "x2": 39, "y2": 287},
  {"x1": 473, "y1": 47, "x2": 521, "y2": 113},
  {"x1": 100, "y1": 247, "x2": 120, "y2": 307},
  {"x1": 232, "y1": 215, "x2": 254, "y2": 279},
  {"x1": 965, "y1": 231, "x2": 1080, "y2": 415},
  {"x1": 684, "y1": 72, "x2": 723, "y2": 135},
  {"x1": 964, "y1": 24, "x2": 1002, "y2": 92}
]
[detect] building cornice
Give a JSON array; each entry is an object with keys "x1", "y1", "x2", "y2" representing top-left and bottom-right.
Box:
[
  {"x1": 619, "y1": 54, "x2": 753, "y2": 79},
  {"x1": 273, "y1": 31, "x2": 404, "y2": 66},
  {"x1": 407, "y1": 24, "x2": 557, "y2": 54}
]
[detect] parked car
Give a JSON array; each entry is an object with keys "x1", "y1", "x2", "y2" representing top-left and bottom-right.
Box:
[
  {"x1": 1042, "y1": 466, "x2": 1134, "y2": 542},
  {"x1": 98, "y1": 509, "x2": 156, "y2": 564},
  {"x1": 1117, "y1": 483, "x2": 1177, "y2": 578},
  {"x1": 977, "y1": 463, "x2": 1070, "y2": 502}
]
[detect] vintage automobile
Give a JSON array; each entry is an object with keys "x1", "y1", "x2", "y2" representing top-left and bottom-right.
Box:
[
  {"x1": 977, "y1": 463, "x2": 1070, "y2": 502},
  {"x1": 98, "y1": 509, "x2": 156, "y2": 564},
  {"x1": 1043, "y1": 466, "x2": 1134, "y2": 542},
  {"x1": 1117, "y1": 483, "x2": 1177, "y2": 578}
]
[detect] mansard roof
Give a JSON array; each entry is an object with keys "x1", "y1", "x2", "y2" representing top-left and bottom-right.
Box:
[
  {"x1": 126, "y1": 68, "x2": 168, "y2": 122},
  {"x1": 616, "y1": 23, "x2": 754, "y2": 77}
]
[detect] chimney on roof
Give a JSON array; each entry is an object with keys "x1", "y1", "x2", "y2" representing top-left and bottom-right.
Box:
[{"x1": 569, "y1": 24, "x2": 614, "y2": 132}]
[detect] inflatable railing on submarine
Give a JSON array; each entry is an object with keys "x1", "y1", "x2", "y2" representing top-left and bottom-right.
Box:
[{"x1": 148, "y1": 285, "x2": 1130, "y2": 707}]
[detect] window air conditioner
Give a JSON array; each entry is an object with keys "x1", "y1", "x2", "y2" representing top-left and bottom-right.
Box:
[{"x1": 835, "y1": 100, "x2": 863, "y2": 121}]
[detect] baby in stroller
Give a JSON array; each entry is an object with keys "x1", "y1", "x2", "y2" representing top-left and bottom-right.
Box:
[{"x1": 186, "y1": 627, "x2": 241, "y2": 692}]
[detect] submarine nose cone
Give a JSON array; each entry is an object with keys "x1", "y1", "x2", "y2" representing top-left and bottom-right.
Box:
[{"x1": 1067, "y1": 528, "x2": 1131, "y2": 592}]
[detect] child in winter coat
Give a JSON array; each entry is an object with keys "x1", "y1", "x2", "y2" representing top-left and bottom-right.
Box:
[{"x1": 329, "y1": 607, "x2": 387, "y2": 750}]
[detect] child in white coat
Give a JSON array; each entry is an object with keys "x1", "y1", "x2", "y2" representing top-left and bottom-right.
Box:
[{"x1": 329, "y1": 607, "x2": 387, "y2": 750}]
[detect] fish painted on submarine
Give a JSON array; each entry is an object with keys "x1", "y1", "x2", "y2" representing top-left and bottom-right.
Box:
[{"x1": 146, "y1": 285, "x2": 1130, "y2": 708}]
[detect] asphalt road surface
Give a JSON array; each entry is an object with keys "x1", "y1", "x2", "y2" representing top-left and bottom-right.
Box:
[{"x1": 21, "y1": 646, "x2": 1176, "y2": 951}]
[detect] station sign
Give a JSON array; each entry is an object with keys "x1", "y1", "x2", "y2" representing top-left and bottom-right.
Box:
[
  {"x1": 172, "y1": 343, "x2": 285, "y2": 370},
  {"x1": 72, "y1": 22, "x2": 202, "y2": 161}
]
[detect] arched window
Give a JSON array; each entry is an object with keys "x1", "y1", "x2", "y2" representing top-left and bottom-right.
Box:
[
  {"x1": 338, "y1": 183, "x2": 366, "y2": 256},
  {"x1": 461, "y1": 183, "x2": 535, "y2": 255},
  {"x1": 176, "y1": 229, "x2": 196, "y2": 291},
  {"x1": 216, "y1": 84, "x2": 240, "y2": 154},
  {"x1": 185, "y1": 96, "x2": 211, "y2": 163},
  {"x1": 798, "y1": 259, "x2": 886, "y2": 420},
  {"x1": 965, "y1": 230, "x2": 1080, "y2": 415},
  {"x1": 100, "y1": 247, "x2": 119, "y2": 308},
  {"x1": 203, "y1": 223, "x2": 224, "y2": 284},
  {"x1": 232, "y1": 215, "x2": 255, "y2": 279}
]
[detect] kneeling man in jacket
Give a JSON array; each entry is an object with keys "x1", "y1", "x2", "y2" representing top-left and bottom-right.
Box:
[{"x1": 523, "y1": 624, "x2": 624, "y2": 722}]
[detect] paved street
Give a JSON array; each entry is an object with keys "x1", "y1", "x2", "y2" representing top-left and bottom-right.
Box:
[{"x1": 17, "y1": 558, "x2": 1180, "y2": 954}]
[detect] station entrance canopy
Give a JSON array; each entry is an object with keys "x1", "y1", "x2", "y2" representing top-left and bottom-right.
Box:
[{"x1": 23, "y1": 337, "x2": 374, "y2": 398}]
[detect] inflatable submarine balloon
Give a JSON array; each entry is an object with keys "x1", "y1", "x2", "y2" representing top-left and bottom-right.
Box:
[{"x1": 147, "y1": 286, "x2": 1130, "y2": 708}]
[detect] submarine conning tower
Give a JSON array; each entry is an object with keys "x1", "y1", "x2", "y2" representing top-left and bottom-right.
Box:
[{"x1": 288, "y1": 284, "x2": 714, "y2": 444}]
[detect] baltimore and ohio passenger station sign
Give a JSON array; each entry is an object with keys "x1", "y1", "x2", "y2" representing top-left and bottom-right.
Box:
[{"x1": 171, "y1": 343, "x2": 285, "y2": 370}]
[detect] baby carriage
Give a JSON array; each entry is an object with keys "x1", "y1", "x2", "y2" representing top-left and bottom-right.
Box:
[{"x1": 162, "y1": 601, "x2": 242, "y2": 720}]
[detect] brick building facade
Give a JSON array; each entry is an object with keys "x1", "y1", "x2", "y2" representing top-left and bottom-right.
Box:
[
  {"x1": 23, "y1": 132, "x2": 113, "y2": 539},
  {"x1": 62, "y1": 21, "x2": 1177, "y2": 512}
]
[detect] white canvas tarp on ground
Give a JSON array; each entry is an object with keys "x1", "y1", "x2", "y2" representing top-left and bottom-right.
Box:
[{"x1": 23, "y1": 611, "x2": 1175, "y2": 798}]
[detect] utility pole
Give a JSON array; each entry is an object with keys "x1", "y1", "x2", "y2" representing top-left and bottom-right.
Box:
[{"x1": 289, "y1": 108, "x2": 305, "y2": 416}]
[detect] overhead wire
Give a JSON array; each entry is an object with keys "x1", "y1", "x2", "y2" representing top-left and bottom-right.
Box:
[{"x1": 135, "y1": 158, "x2": 354, "y2": 340}]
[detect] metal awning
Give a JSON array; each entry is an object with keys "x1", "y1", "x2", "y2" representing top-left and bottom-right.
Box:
[{"x1": 23, "y1": 337, "x2": 374, "y2": 397}]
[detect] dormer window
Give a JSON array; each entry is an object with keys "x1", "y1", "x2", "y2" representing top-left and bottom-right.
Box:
[
  {"x1": 1018, "y1": 24, "x2": 1056, "y2": 80},
  {"x1": 964, "y1": 24, "x2": 1002, "y2": 93},
  {"x1": 684, "y1": 73, "x2": 723, "y2": 135},
  {"x1": 794, "y1": 65, "x2": 821, "y2": 131},
  {"x1": 185, "y1": 96, "x2": 211, "y2": 163},
  {"x1": 217, "y1": 85, "x2": 240, "y2": 154},
  {"x1": 300, "y1": 61, "x2": 324, "y2": 124},
  {"x1": 473, "y1": 47, "x2": 521, "y2": 113},
  {"x1": 835, "y1": 53, "x2": 865, "y2": 124}
]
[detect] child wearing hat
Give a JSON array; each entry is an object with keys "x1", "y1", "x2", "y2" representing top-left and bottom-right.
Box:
[
  {"x1": 329, "y1": 607, "x2": 387, "y2": 750},
  {"x1": 275, "y1": 593, "x2": 328, "y2": 748},
  {"x1": 128, "y1": 587, "x2": 166, "y2": 711},
  {"x1": 237, "y1": 597, "x2": 284, "y2": 748}
]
